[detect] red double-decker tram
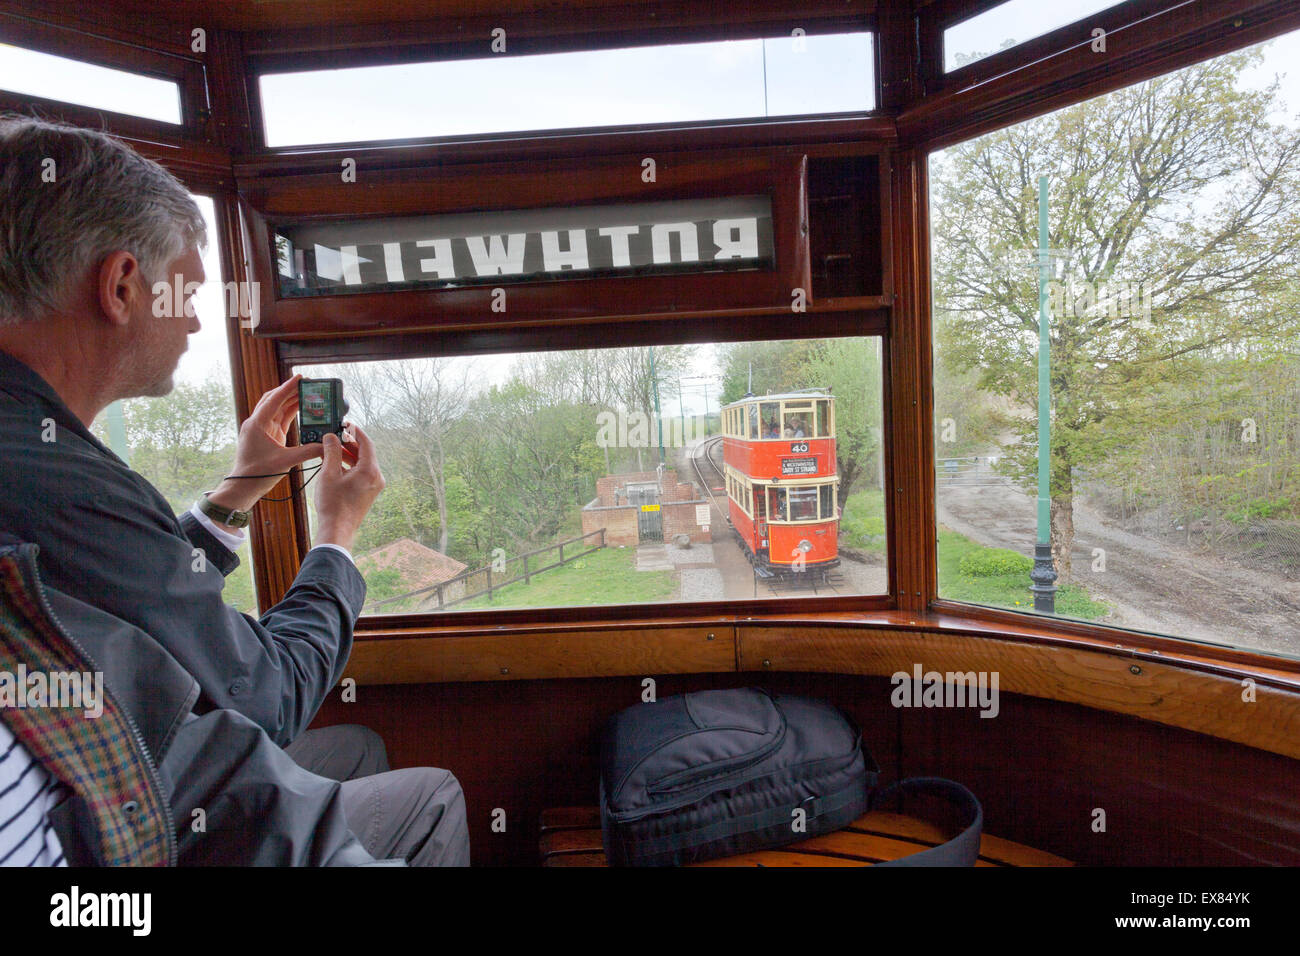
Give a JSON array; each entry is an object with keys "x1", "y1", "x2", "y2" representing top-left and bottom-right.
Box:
[{"x1": 720, "y1": 390, "x2": 839, "y2": 577}]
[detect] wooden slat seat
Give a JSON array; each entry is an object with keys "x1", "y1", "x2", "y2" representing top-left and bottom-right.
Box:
[{"x1": 539, "y1": 806, "x2": 1073, "y2": 867}]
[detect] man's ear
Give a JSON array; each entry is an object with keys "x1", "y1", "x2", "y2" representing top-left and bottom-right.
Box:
[{"x1": 97, "y1": 250, "x2": 149, "y2": 327}]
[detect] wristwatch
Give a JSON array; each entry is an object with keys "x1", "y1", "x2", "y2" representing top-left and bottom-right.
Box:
[{"x1": 197, "y1": 492, "x2": 251, "y2": 529}]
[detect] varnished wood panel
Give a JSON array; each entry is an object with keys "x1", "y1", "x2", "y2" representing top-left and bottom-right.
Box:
[
  {"x1": 342, "y1": 626, "x2": 736, "y2": 685},
  {"x1": 738, "y1": 625, "x2": 1300, "y2": 761}
]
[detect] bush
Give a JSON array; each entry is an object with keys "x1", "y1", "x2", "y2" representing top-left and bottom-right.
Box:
[{"x1": 958, "y1": 547, "x2": 1032, "y2": 577}]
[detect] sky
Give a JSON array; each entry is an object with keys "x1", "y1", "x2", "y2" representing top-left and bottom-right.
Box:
[{"x1": 4, "y1": 10, "x2": 1300, "y2": 419}]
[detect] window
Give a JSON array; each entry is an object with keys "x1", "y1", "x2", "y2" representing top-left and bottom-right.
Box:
[
  {"x1": 91, "y1": 196, "x2": 258, "y2": 613},
  {"x1": 930, "y1": 30, "x2": 1300, "y2": 657},
  {"x1": 295, "y1": 333, "x2": 885, "y2": 614},
  {"x1": 943, "y1": 0, "x2": 1123, "y2": 72},
  {"x1": 0, "y1": 42, "x2": 182, "y2": 123},
  {"x1": 259, "y1": 32, "x2": 874, "y2": 147}
]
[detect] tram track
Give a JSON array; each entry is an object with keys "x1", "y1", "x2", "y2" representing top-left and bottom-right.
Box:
[{"x1": 688, "y1": 435, "x2": 727, "y2": 518}]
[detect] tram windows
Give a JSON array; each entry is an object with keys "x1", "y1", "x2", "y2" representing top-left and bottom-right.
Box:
[
  {"x1": 768, "y1": 488, "x2": 786, "y2": 520},
  {"x1": 815, "y1": 400, "x2": 832, "y2": 438},
  {"x1": 788, "y1": 488, "x2": 819, "y2": 521},
  {"x1": 294, "y1": 333, "x2": 883, "y2": 613},
  {"x1": 782, "y1": 404, "x2": 812, "y2": 439},
  {"x1": 760, "y1": 402, "x2": 780, "y2": 439},
  {"x1": 820, "y1": 484, "x2": 834, "y2": 518}
]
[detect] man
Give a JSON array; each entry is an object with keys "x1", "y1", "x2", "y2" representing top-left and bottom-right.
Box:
[
  {"x1": 0, "y1": 115, "x2": 468, "y2": 865},
  {"x1": 0, "y1": 536, "x2": 379, "y2": 866}
]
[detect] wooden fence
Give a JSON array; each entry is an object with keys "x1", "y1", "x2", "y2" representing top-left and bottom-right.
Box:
[{"x1": 366, "y1": 528, "x2": 607, "y2": 612}]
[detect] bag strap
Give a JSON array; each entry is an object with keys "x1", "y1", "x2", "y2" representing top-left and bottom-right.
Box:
[{"x1": 869, "y1": 776, "x2": 984, "y2": 867}]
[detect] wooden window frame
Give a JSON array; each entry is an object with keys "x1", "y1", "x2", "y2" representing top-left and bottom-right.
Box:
[{"x1": 0, "y1": 9, "x2": 210, "y2": 141}]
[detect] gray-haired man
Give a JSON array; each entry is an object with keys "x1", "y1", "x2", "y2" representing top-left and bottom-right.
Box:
[{"x1": 0, "y1": 115, "x2": 468, "y2": 866}]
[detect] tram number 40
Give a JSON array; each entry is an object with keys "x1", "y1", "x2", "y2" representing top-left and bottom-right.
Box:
[{"x1": 790, "y1": 442, "x2": 809, "y2": 454}]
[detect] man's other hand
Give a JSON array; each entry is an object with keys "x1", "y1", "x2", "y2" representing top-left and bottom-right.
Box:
[{"x1": 314, "y1": 425, "x2": 385, "y2": 553}]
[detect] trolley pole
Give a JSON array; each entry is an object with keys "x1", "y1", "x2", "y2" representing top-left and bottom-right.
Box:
[
  {"x1": 1030, "y1": 175, "x2": 1059, "y2": 613},
  {"x1": 105, "y1": 399, "x2": 131, "y2": 466},
  {"x1": 650, "y1": 347, "x2": 665, "y2": 465},
  {"x1": 677, "y1": 376, "x2": 686, "y2": 439}
]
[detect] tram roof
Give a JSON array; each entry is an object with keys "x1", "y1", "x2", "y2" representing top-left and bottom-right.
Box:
[{"x1": 722, "y1": 390, "x2": 833, "y2": 409}]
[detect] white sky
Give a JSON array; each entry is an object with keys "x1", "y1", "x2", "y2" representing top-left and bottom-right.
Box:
[
  {"x1": 5, "y1": 15, "x2": 1300, "y2": 419},
  {"x1": 259, "y1": 33, "x2": 873, "y2": 147}
]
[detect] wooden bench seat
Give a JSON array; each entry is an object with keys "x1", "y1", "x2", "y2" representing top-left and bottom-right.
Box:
[{"x1": 539, "y1": 806, "x2": 1073, "y2": 867}]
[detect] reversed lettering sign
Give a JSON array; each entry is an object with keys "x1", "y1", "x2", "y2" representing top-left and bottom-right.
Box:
[
  {"x1": 781, "y1": 457, "x2": 818, "y2": 476},
  {"x1": 276, "y1": 195, "x2": 774, "y2": 297}
]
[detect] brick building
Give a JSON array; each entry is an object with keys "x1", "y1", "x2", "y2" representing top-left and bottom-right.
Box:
[{"x1": 582, "y1": 467, "x2": 713, "y2": 547}]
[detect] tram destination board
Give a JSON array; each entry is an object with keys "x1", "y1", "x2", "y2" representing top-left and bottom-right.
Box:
[
  {"x1": 781, "y1": 457, "x2": 818, "y2": 476},
  {"x1": 276, "y1": 195, "x2": 774, "y2": 297}
]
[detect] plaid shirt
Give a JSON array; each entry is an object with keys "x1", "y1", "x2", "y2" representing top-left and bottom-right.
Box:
[{"x1": 0, "y1": 547, "x2": 171, "y2": 866}]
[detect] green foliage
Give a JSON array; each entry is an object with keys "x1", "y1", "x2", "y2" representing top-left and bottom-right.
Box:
[
  {"x1": 839, "y1": 490, "x2": 887, "y2": 555},
  {"x1": 938, "y1": 528, "x2": 1109, "y2": 620},
  {"x1": 957, "y1": 547, "x2": 1032, "y2": 577},
  {"x1": 931, "y1": 47, "x2": 1300, "y2": 570},
  {"x1": 359, "y1": 565, "x2": 405, "y2": 603},
  {"x1": 93, "y1": 376, "x2": 238, "y2": 511}
]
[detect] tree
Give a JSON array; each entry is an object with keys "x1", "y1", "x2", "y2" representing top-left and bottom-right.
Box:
[
  {"x1": 354, "y1": 358, "x2": 469, "y2": 556},
  {"x1": 931, "y1": 47, "x2": 1300, "y2": 581}
]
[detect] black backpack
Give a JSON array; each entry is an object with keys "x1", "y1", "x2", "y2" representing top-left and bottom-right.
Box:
[{"x1": 599, "y1": 687, "x2": 982, "y2": 867}]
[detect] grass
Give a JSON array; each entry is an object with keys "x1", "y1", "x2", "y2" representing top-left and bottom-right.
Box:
[
  {"x1": 458, "y1": 545, "x2": 678, "y2": 610},
  {"x1": 839, "y1": 489, "x2": 887, "y2": 556},
  {"x1": 937, "y1": 526, "x2": 1110, "y2": 620}
]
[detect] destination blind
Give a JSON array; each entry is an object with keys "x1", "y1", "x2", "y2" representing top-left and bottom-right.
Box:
[{"x1": 276, "y1": 195, "x2": 774, "y2": 296}]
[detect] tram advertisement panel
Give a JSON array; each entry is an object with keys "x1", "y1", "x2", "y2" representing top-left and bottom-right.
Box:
[{"x1": 275, "y1": 195, "x2": 774, "y2": 296}]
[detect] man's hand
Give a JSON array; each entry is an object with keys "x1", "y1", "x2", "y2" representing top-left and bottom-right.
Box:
[
  {"x1": 207, "y1": 374, "x2": 325, "y2": 513},
  {"x1": 314, "y1": 424, "x2": 384, "y2": 553}
]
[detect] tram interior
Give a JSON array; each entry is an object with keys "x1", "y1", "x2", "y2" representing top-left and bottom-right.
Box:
[{"x1": 3, "y1": 0, "x2": 1300, "y2": 867}]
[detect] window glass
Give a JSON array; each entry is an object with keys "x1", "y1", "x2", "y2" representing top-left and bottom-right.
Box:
[
  {"x1": 0, "y1": 42, "x2": 182, "y2": 124},
  {"x1": 783, "y1": 403, "x2": 812, "y2": 438},
  {"x1": 760, "y1": 402, "x2": 780, "y2": 438},
  {"x1": 820, "y1": 484, "x2": 834, "y2": 519},
  {"x1": 944, "y1": 0, "x2": 1123, "y2": 72},
  {"x1": 769, "y1": 487, "x2": 786, "y2": 521},
  {"x1": 930, "y1": 31, "x2": 1300, "y2": 657},
  {"x1": 260, "y1": 32, "x2": 874, "y2": 147},
  {"x1": 748, "y1": 404, "x2": 759, "y2": 439},
  {"x1": 91, "y1": 196, "x2": 258, "y2": 613},
  {"x1": 297, "y1": 334, "x2": 884, "y2": 612},
  {"x1": 788, "y1": 487, "x2": 819, "y2": 521},
  {"x1": 815, "y1": 399, "x2": 830, "y2": 437}
]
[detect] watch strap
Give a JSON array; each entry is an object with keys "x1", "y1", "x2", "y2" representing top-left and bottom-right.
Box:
[{"x1": 198, "y1": 493, "x2": 251, "y2": 529}]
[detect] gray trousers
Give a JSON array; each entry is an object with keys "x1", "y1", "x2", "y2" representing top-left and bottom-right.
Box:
[{"x1": 284, "y1": 724, "x2": 470, "y2": 867}]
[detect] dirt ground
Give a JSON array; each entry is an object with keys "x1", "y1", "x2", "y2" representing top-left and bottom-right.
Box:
[{"x1": 936, "y1": 476, "x2": 1300, "y2": 658}]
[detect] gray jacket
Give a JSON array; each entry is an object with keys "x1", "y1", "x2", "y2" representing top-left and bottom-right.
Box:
[
  {"x1": 0, "y1": 538, "x2": 375, "y2": 865},
  {"x1": 0, "y1": 349, "x2": 362, "y2": 748}
]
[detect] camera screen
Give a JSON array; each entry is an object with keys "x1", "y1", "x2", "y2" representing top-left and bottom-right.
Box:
[{"x1": 300, "y1": 382, "x2": 334, "y2": 425}]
